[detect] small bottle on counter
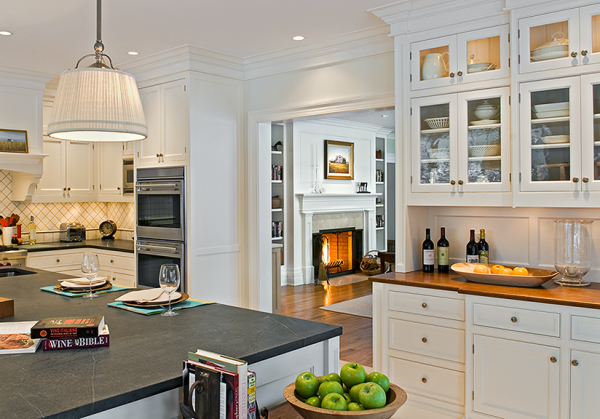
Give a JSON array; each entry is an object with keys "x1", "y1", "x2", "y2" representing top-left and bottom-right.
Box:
[
  {"x1": 478, "y1": 229, "x2": 489, "y2": 264},
  {"x1": 437, "y1": 227, "x2": 450, "y2": 272},
  {"x1": 11, "y1": 236, "x2": 18, "y2": 246},
  {"x1": 28, "y1": 216, "x2": 36, "y2": 245},
  {"x1": 466, "y1": 229, "x2": 479, "y2": 263},
  {"x1": 422, "y1": 228, "x2": 435, "y2": 272}
]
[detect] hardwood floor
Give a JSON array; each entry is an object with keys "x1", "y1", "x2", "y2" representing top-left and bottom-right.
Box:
[{"x1": 266, "y1": 276, "x2": 373, "y2": 418}]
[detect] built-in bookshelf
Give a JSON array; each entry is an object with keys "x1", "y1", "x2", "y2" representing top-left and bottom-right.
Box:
[
  {"x1": 375, "y1": 135, "x2": 394, "y2": 250},
  {"x1": 271, "y1": 124, "x2": 285, "y2": 269}
]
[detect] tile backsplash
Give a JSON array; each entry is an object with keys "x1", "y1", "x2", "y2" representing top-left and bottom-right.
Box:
[{"x1": 0, "y1": 170, "x2": 134, "y2": 242}]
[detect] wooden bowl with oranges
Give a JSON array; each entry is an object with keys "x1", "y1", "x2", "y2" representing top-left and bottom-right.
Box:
[{"x1": 451, "y1": 263, "x2": 559, "y2": 288}]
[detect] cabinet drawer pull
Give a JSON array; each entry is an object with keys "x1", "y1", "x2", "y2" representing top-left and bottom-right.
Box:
[
  {"x1": 581, "y1": 50, "x2": 588, "y2": 56},
  {"x1": 571, "y1": 51, "x2": 578, "y2": 58},
  {"x1": 550, "y1": 356, "x2": 557, "y2": 363},
  {"x1": 422, "y1": 337, "x2": 428, "y2": 343},
  {"x1": 572, "y1": 360, "x2": 579, "y2": 366},
  {"x1": 421, "y1": 302, "x2": 428, "y2": 308},
  {"x1": 511, "y1": 316, "x2": 518, "y2": 323},
  {"x1": 56, "y1": 259, "x2": 60, "y2": 263},
  {"x1": 421, "y1": 377, "x2": 427, "y2": 383}
]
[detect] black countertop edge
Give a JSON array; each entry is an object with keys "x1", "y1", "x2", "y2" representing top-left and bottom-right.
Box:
[{"x1": 19, "y1": 239, "x2": 134, "y2": 254}]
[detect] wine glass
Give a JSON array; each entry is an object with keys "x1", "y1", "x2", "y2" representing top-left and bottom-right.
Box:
[
  {"x1": 81, "y1": 254, "x2": 100, "y2": 299},
  {"x1": 159, "y1": 264, "x2": 181, "y2": 317}
]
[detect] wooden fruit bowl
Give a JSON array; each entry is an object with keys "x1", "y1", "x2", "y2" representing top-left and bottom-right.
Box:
[{"x1": 283, "y1": 382, "x2": 407, "y2": 419}]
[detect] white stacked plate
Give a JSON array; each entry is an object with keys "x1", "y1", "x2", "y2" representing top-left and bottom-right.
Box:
[
  {"x1": 531, "y1": 44, "x2": 568, "y2": 62},
  {"x1": 533, "y1": 102, "x2": 569, "y2": 118},
  {"x1": 470, "y1": 119, "x2": 500, "y2": 126},
  {"x1": 467, "y1": 62, "x2": 496, "y2": 73}
]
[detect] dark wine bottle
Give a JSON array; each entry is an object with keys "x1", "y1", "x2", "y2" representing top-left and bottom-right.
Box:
[
  {"x1": 478, "y1": 229, "x2": 489, "y2": 264},
  {"x1": 422, "y1": 228, "x2": 434, "y2": 272},
  {"x1": 437, "y1": 227, "x2": 449, "y2": 272},
  {"x1": 466, "y1": 229, "x2": 479, "y2": 263}
]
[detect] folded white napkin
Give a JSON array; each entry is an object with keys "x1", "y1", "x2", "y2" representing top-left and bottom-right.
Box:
[
  {"x1": 59, "y1": 277, "x2": 106, "y2": 285},
  {"x1": 115, "y1": 288, "x2": 181, "y2": 304}
]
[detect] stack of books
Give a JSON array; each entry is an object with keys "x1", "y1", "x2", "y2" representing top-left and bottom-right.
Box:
[
  {"x1": 30, "y1": 315, "x2": 109, "y2": 351},
  {"x1": 183, "y1": 349, "x2": 257, "y2": 419}
]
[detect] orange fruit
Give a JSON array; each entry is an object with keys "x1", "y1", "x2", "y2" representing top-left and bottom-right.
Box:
[
  {"x1": 473, "y1": 265, "x2": 489, "y2": 274},
  {"x1": 512, "y1": 267, "x2": 529, "y2": 276},
  {"x1": 501, "y1": 267, "x2": 513, "y2": 275},
  {"x1": 490, "y1": 265, "x2": 504, "y2": 275}
]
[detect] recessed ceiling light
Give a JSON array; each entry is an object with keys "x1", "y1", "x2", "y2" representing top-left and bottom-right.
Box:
[
  {"x1": 292, "y1": 36, "x2": 305, "y2": 41},
  {"x1": 0, "y1": 31, "x2": 12, "y2": 36},
  {"x1": 128, "y1": 51, "x2": 139, "y2": 56}
]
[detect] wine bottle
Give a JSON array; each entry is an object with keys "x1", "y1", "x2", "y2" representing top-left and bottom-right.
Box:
[
  {"x1": 478, "y1": 229, "x2": 489, "y2": 264},
  {"x1": 466, "y1": 229, "x2": 479, "y2": 263},
  {"x1": 437, "y1": 227, "x2": 449, "y2": 272},
  {"x1": 28, "y1": 216, "x2": 36, "y2": 245},
  {"x1": 422, "y1": 228, "x2": 434, "y2": 272}
]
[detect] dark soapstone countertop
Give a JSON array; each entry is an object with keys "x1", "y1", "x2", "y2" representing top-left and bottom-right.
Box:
[
  {"x1": 19, "y1": 239, "x2": 134, "y2": 254},
  {"x1": 0, "y1": 267, "x2": 342, "y2": 419}
]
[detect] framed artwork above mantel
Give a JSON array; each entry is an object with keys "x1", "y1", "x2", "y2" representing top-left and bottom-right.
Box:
[
  {"x1": 324, "y1": 140, "x2": 354, "y2": 180},
  {"x1": 0, "y1": 129, "x2": 28, "y2": 153}
]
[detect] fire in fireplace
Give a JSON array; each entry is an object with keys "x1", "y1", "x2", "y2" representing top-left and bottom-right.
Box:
[{"x1": 312, "y1": 228, "x2": 363, "y2": 281}]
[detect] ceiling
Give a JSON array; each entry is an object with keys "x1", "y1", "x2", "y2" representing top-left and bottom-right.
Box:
[{"x1": 1, "y1": 0, "x2": 393, "y2": 76}]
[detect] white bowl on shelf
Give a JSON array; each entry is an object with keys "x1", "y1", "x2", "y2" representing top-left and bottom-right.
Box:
[
  {"x1": 541, "y1": 135, "x2": 570, "y2": 144},
  {"x1": 424, "y1": 117, "x2": 449, "y2": 129},
  {"x1": 469, "y1": 145, "x2": 500, "y2": 157}
]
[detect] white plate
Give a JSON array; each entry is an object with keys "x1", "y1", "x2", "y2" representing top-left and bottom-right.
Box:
[
  {"x1": 534, "y1": 102, "x2": 569, "y2": 112},
  {"x1": 116, "y1": 288, "x2": 181, "y2": 304},
  {"x1": 60, "y1": 278, "x2": 107, "y2": 289},
  {"x1": 467, "y1": 63, "x2": 495, "y2": 72},
  {"x1": 532, "y1": 44, "x2": 568, "y2": 55},
  {"x1": 534, "y1": 109, "x2": 570, "y2": 118},
  {"x1": 470, "y1": 119, "x2": 500, "y2": 126},
  {"x1": 530, "y1": 50, "x2": 569, "y2": 61}
]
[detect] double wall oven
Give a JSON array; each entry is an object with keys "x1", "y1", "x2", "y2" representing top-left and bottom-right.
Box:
[{"x1": 136, "y1": 167, "x2": 186, "y2": 291}]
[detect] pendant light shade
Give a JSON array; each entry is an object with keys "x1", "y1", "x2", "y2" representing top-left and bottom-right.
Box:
[{"x1": 48, "y1": 68, "x2": 147, "y2": 142}]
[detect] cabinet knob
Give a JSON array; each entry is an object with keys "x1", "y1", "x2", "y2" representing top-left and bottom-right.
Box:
[
  {"x1": 581, "y1": 50, "x2": 588, "y2": 56},
  {"x1": 582, "y1": 177, "x2": 590, "y2": 183},
  {"x1": 550, "y1": 356, "x2": 557, "y2": 363},
  {"x1": 421, "y1": 377, "x2": 427, "y2": 383},
  {"x1": 63, "y1": 188, "x2": 67, "y2": 191},
  {"x1": 110, "y1": 260, "x2": 114, "y2": 264},
  {"x1": 67, "y1": 187, "x2": 71, "y2": 191},
  {"x1": 450, "y1": 180, "x2": 456, "y2": 185},
  {"x1": 56, "y1": 259, "x2": 60, "y2": 263},
  {"x1": 457, "y1": 71, "x2": 463, "y2": 76},
  {"x1": 571, "y1": 51, "x2": 578, "y2": 58},
  {"x1": 156, "y1": 153, "x2": 160, "y2": 157},
  {"x1": 572, "y1": 360, "x2": 579, "y2": 366},
  {"x1": 422, "y1": 302, "x2": 428, "y2": 308},
  {"x1": 573, "y1": 177, "x2": 580, "y2": 183},
  {"x1": 117, "y1": 187, "x2": 121, "y2": 190},
  {"x1": 449, "y1": 72, "x2": 455, "y2": 78},
  {"x1": 458, "y1": 180, "x2": 464, "y2": 185},
  {"x1": 422, "y1": 337, "x2": 428, "y2": 343},
  {"x1": 511, "y1": 316, "x2": 518, "y2": 323}
]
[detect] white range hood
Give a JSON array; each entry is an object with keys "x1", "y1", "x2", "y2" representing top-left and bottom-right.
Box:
[{"x1": 0, "y1": 153, "x2": 48, "y2": 201}]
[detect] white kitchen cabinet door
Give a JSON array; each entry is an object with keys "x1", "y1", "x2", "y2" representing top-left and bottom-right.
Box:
[
  {"x1": 570, "y1": 349, "x2": 600, "y2": 419},
  {"x1": 456, "y1": 25, "x2": 510, "y2": 85},
  {"x1": 473, "y1": 335, "x2": 560, "y2": 419},
  {"x1": 580, "y1": 73, "x2": 600, "y2": 191},
  {"x1": 579, "y1": 5, "x2": 600, "y2": 67},
  {"x1": 123, "y1": 140, "x2": 134, "y2": 157},
  {"x1": 98, "y1": 142, "x2": 124, "y2": 198},
  {"x1": 411, "y1": 36, "x2": 457, "y2": 91},
  {"x1": 161, "y1": 79, "x2": 188, "y2": 164},
  {"x1": 136, "y1": 84, "x2": 162, "y2": 167},
  {"x1": 36, "y1": 137, "x2": 66, "y2": 199},
  {"x1": 66, "y1": 141, "x2": 95, "y2": 199}
]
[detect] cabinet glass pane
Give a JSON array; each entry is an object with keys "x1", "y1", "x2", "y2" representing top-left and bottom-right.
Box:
[
  {"x1": 594, "y1": 83, "x2": 600, "y2": 180},
  {"x1": 530, "y1": 88, "x2": 570, "y2": 182},
  {"x1": 419, "y1": 46, "x2": 449, "y2": 81},
  {"x1": 593, "y1": 14, "x2": 600, "y2": 54},
  {"x1": 467, "y1": 97, "x2": 501, "y2": 183},
  {"x1": 529, "y1": 22, "x2": 569, "y2": 63},
  {"x1": 419, "y1": 104, "x2": 450, "y2": 184},
  {"x1": 467, "y1": 36, "x2": 501, "y2": 74}
]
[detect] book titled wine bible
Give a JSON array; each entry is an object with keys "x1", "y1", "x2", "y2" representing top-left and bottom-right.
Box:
[
  {"x1": 42, "y1": 325, "x2": 110, "y2": 351},
  {"x1": 31, "y1": 315, "x2": 105, "y2": 339}
]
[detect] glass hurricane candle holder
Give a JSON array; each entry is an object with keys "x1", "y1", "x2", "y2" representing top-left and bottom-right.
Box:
[{"x1": 554, "y1": 219, "x2": 593, "y2": 287}]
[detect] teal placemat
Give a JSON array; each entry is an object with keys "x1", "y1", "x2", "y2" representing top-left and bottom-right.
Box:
[
  {"x1": 107, "y1": 299, "x2": 213, "y2": 315},
  {"x1": 41, "y1": 285, "x2": 130, "y2": 298}
]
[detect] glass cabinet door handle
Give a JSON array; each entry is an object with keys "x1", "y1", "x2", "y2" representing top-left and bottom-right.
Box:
[
  {"x1": 458, "y1": 180, "x2": 464, "y2": 185},
  {"x1": 550, "y1": 356, "x2": 557, "y2": 363},
  {"x1": 457, "y1": 71, "x2": 463, "y2": 76},
  {"x1": 572, "y1": 360, "x2": 579, "y2": 366},
  {"x1": 450, "y1": 180, "x2": 456, "y2": 185},
  {"x1": 581, "y1": 50, "x2": 588, "y2": 56},
  {"x1": 582, "y1": 177, "x2": 589, "y2": 183},
  {"x1": 449, "y1": 72, "x2": 455, "y2": 78},
  {"x1": 571, "y1": 51, "x2": 578, "y2": 58},
  {"x1": 573, "y1": 177, "x2": 580, "y2": 183}
]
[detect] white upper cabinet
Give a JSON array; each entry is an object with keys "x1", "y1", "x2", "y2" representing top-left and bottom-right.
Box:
[
  {"x1": 411, "y1": 25, "x2": 510, "y2": 91},
  {"x1": 518, "y1": 5, "x2": 600, "y2": 74},
  {"x1": 98, "y1": 142, "x2": 124, "y2": 199},
  {"x1": 66, "y1": 141, "x2": 95, "y2": 200}
]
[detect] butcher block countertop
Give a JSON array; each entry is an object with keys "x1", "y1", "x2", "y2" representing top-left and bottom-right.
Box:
[{"x1": 370, "y1": 271, "x2": 600, "y2": 310}]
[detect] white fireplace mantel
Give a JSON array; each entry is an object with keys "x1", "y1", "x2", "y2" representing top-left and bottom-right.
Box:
[{"x1": 296, "y1": 193, "x2": 380, "y2": 284}]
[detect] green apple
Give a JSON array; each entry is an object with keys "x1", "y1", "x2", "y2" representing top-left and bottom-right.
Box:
[
  {"x1": 358, "y1": 382, "x2": 387, "y2": 409},
  {"x1": 318, "y1": 381, "x2": 344, "y2": 399},
  {"x1": 340, "y1": 362, "x2": 367, "y2": 388},
  {"x1": 305, "y1": 396, "x2": 320, "y2": 408},
  {"x1": 365, "y1": 371, "x2": 390, "y2": 393},
  {"x1": 342, "y1": 383, "x2": 348, "y2": 393},
  {"x1": 349, "y1": 383, "x2": 366, "y2": 403},
  {"x1": 320, "y1": 393, "x2": 348, "y2": 411},
  {"x1": 347, "y1": 402, "x2": 365, "y2": 411},
  {"x1": 319, "y1": 372, "x2": 342, "y2": 386},
  {"x1": 295, "y1": 372, "x2": 320, "y2": 399},
  {"x1": 342, "y1": 392, "x2": 351, "y2": 404}
]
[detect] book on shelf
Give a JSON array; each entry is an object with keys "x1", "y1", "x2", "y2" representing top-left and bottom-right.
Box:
[
  {"x1": 42, "y1": 325, "x2": 109, "y2": 351},
  {"x1": 188, "y1": 349, "x2": 248, "y2": 419},
  {"x1": 0, "y1": 321, "x2": 41, "y2": 354},
  {"x1": 247, "y1": 370, "x2": 257, "y2": 419},
  {"x1": 31, "y1": 315, "x2": 105, "y2": 339}
]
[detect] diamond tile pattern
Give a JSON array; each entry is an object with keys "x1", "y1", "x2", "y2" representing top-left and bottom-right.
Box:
[{"x1": 0, "y1": 171, "x2": 134, "y2": 241}]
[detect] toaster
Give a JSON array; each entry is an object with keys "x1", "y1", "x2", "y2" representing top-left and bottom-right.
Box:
[{"x1": 59, "y1": 223, "x2": 86, "y2": 242}]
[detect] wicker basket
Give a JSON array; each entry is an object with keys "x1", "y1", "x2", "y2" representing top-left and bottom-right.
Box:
[
  {"x1": 360, "y1": 250, "x2": 382, "y2": 275},
  {"x1": 424, "y1": 117, "x2": 449, "y2": 129},
  {"x1": 468, "y1": 144, "x2": 500, "y2": 157}
]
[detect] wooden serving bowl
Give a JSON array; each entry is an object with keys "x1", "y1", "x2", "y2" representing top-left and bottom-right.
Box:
[{"x1": 283, "y1": 382, "x2": 407, "y2": 419}]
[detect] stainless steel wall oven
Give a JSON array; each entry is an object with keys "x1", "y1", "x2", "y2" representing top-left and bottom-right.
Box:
[{"x1": 136, "y1": 239, "x2": 185, "y2": 291}]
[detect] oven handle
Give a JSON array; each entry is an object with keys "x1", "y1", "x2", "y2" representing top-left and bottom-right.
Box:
[
  {"x1": 137, "y1": 245, "x2": 181, "y2": 254},
  {"x1": 136, "y1": 183, "x2": 180, "y2": 191}
]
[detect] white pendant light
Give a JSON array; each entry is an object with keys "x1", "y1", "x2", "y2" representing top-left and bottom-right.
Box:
[{"x1": 48, "y1": 0, "x2": 147, "y2": 142}]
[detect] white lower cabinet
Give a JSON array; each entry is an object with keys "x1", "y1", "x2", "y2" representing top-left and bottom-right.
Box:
[
  {"x1": 569, "y1": 349, "x2": 600, "y2": 418},
  {"x1": 27, "y1": 249, "x2": 86, "y2": 275}
]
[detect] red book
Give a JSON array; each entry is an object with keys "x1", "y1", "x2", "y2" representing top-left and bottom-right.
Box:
[
  {"x1": 42, "y1": 325, "x2": 109, "y2": 351},
  {"x1": 31, "y1": 315, "x2": 105, "y2": 339}
]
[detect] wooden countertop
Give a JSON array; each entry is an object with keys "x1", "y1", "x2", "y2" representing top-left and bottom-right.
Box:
[{"x1": 370, "y1": 271, "x2": 600, "y2": 310}]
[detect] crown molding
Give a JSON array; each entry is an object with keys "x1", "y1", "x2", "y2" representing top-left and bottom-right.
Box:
[
  {"x1": 0, "y1": 66, "x2": 55, "y2": 90},
  {"x1": 505, "y1": 0, "x2": 592, "y2": 10},
  {"x1": 306, "y1": 117, "x2": 391, "y2": 133},
  {"x1": 242, "y1": 26, "x2": 393, "y2": 80}
]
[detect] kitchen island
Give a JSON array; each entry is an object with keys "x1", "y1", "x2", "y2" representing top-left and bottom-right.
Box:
[{"x1": 0, "y1": 268, "x2": 341, "y2": 419}]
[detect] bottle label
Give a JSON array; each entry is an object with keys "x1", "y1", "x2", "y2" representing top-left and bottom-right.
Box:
[
  {"x1": 466, "y1": 255, "x2": 479, "y2": 263},
  {"x1": 29, "y1": 230, "x2": 36, "y2": 240},
  {"x1": 479, "y1": 251, "x2": 489, "y2": 264},
  {"x1": 423, "y1": 250, "x2": 434, "y2": 265},
  {"x1": 438, "y1": 247, "x2": 449, "y2": 265}
]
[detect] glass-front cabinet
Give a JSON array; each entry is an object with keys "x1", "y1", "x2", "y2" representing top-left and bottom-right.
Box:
[
  {"x1": 519, "y1": 5, "x2": 600, "y2": 74},
  {"x1": 410, "y1": 25, "x2": 509, "y2": 90},
  {"x1": 412, "y1": 87, "x2": 510, "y2": 193}
]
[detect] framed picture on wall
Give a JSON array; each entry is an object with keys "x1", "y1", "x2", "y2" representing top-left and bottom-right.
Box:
[
  {"x1": 324, "y1": 140, "x2": 354, "y2": 180},
  {"x1": 0, "y1": 129, "x2": 28, "y2": 153}
]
